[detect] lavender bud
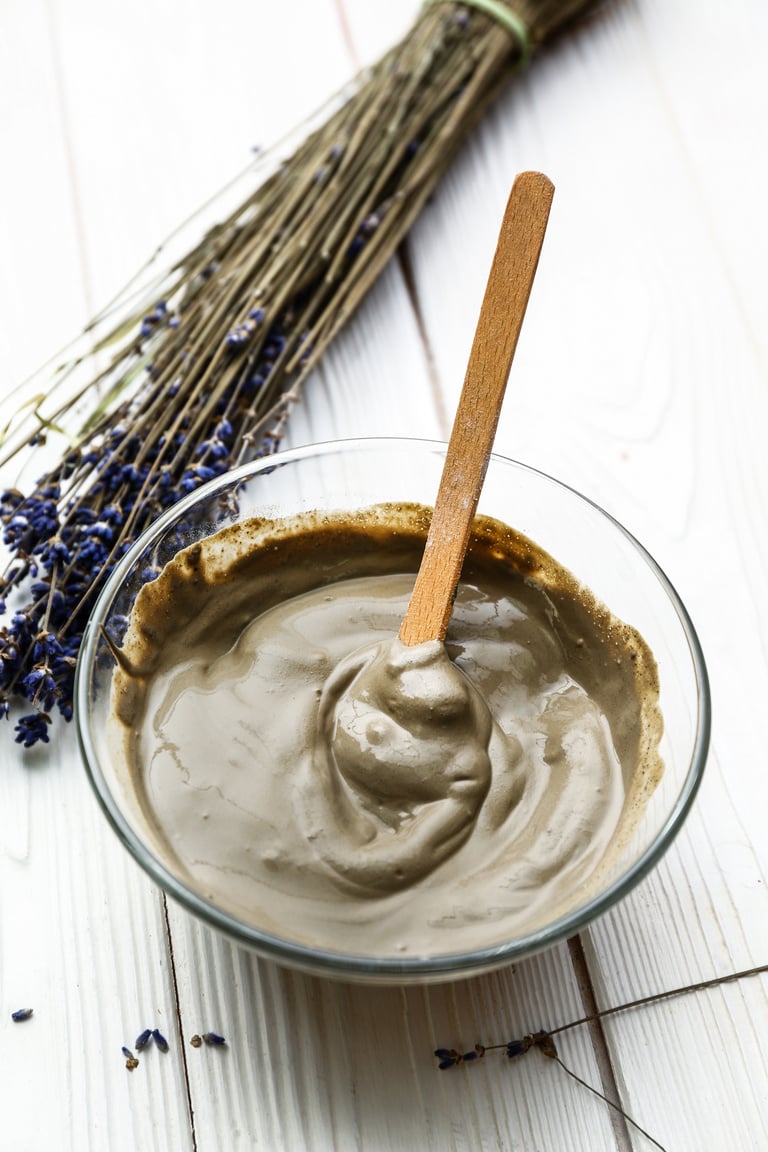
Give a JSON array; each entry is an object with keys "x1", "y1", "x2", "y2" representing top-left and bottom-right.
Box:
[
  {"x1": 152, "y1": 1028, "x2": 169, "y2": 1053},
  {"x1": 135, "y1": 1028, "x2": 152, "y2": 1051}
]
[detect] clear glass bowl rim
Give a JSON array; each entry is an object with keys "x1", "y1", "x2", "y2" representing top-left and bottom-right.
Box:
[{"x1": 75, "y1": 437, "x2": 711, "y2": 980}]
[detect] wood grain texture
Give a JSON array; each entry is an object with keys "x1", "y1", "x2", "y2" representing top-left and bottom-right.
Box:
[
  {"x1": 166, "y1": 909, "x2": 619, "y2": 1152},
  {"x1": 1, "y1": 0, "x2": 767, "y2": 1149}
]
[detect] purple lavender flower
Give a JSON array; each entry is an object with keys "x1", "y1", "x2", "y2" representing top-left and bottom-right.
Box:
[
  {"x1": 202, "y1": 1032, "x2": 227, "y2": 1046},
  {"x1": 39, "y1": 536, "x2": 71, "y2": 567},
  {"x1": 21, "y1": 665, "x2": 57, "y2": 711},
  {"x1": 14, "y1": 712, "x2": 51, "y2": 748}
]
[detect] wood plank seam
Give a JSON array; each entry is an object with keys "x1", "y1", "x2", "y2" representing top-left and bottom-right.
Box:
[
  {"x1": 163, "y1": 894, "x2": 199, "y2": 1151},
  {"x1": 397, "y1": 242, "x2": 452, "y2": 439},
  {"x1": 568, "y1": 934, "x2": 633, "y2": 1152}
]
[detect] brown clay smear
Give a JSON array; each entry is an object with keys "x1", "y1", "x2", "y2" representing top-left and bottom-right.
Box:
[{"x1": 109, "y1": 504, "x2": 663, "y2": 958}]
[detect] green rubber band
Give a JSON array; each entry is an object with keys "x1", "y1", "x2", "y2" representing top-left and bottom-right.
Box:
[{"x1": 423, "y1": 0, "x2": 530, "y2": 64}]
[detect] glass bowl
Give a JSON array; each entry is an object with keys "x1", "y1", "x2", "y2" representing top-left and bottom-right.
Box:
[{"x1": 75, "y1": 438, "x2": 710, "y2": 983}]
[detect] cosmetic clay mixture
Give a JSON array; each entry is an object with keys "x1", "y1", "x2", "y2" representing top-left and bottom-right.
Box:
[{"x1": 109, "y1": 504, "x2": 663, "y2": 957}]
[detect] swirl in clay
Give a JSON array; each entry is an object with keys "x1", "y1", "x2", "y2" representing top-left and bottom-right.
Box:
[
  {"x1": 302, "y1": 638, "x2": 497, "y2": 892},
  {"x1": 109, "y1": 508, "x2": 662, "y2": 956}
]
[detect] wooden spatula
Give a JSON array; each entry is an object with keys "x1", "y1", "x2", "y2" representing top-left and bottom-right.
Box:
[{"x1": 399, "y1": 171, "x2": 554, "y2": 646}]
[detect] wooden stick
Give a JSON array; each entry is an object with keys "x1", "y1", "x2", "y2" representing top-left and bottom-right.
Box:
[{"x1": 399, "y1": 171, "x2": 554, "y2": 646}]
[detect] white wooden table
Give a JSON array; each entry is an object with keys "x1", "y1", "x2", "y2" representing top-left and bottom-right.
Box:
[{"x1": 2, "y1": 2, "x2": 767, "y2": 1149}]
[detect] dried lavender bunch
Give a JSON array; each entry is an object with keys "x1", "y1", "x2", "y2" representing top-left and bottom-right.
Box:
[{"x1": 0, "y1": 0, "x2": 605, "y2": 747}]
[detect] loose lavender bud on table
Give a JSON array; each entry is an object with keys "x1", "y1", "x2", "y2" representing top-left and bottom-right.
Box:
[
  {"x1": 152, "y1": 1028, "x2": 169, "y2": 1053},
  {"x1": 11, "y1": 1008, "x2": 33, "y2": 1022},
  {"x1": 202, "y1": 1031, "x2": 227, "y2": 1046}
]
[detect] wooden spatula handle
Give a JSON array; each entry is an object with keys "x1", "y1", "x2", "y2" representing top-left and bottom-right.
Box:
[{"x1": 399, "y1": 171, "x2": 554, "y2": 646}]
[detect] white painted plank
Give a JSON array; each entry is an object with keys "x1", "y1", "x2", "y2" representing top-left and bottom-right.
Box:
[
  {"x1": 0, "y1": 0, "x2": 91, "y2": 385},
  {"x1": 559, "y1": 4, "x2": 768, "y2": 1143},
  {"x1": 43, "y1": 0, "x2": 366, "y2": 319},
  {"x1": 0, "y1": 3, "x2": 191, "y2": 1147},
  {"x1": 286, "y1": 259, "x2": 444, "y2": 448},
  {"x1": 401, "y1": 0, "x2": 768, "y2": 1148},
  {"x1": 0, "y1": 733, "x2": 194, "y2": 1152},
  {"x1": 166, "y1": 905, "x2": 620, "y2": 1152}
]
